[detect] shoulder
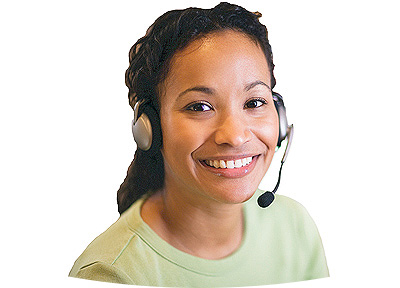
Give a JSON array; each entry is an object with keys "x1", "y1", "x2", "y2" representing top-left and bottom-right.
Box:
[
  {"x1": 273, "y1": 194, "x2": 312, "y2": 221},
  {"x1": 69, "y1": 201, "x2": 144, "y2": 284},
  {"x1": 249, "y1": 192, "x2": 314, "y2": 225},
  {"x1": 246, "y1": 192, "x2": 329, "y2": 279},
  {"x1": 273, "y1": 194, "x2": 320, "y2": 238},
  {"x1": 247, "y1": 192, "x2": 325, "y2": 256}
]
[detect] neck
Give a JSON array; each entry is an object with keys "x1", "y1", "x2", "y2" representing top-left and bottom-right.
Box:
[{"x1": 141, "y1": 186, "x2": 245, "y2": 260}]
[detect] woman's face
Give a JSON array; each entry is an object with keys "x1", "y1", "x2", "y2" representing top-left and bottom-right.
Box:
[{"x1": 159, "y1": 30, "x2": 279, "y2": 206}]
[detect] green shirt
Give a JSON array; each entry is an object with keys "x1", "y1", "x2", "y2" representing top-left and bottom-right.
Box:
[{"x1": 69, "y1": 190, "x2": 329, "y2": 286}]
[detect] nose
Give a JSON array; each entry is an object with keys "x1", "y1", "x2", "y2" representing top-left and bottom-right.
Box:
[{"x1": 214, "y1": 113, "x2": 253, "y2": 147}]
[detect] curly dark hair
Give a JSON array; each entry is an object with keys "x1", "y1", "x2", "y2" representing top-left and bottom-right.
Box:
[{"x1": 117, "y1": 2, "x2": 276, "y2": 214}]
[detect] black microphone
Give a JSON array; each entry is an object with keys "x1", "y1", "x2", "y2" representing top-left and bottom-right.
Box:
[
  {"x1": 258, "y1": 125, "x2": 293, "y2": 208},
  {"x1": 257, "y1": 161, "x2": 283, "y2": 208}
]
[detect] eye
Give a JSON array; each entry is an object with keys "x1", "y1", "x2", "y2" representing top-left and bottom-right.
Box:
[
  {"x1": 245, "y1": 98, "x2": 267, "y2": 109},
  {"x1": 185, "y1": 102, "x2": 213, "y2": 112}
]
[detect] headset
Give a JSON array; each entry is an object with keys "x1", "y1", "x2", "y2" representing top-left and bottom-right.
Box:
[
  {"x1": 131, "y1": 98, "x2": 161, "y2": 154},
  {"x1": 132, "y1": 92, "x2": 294, "y2": 207}
]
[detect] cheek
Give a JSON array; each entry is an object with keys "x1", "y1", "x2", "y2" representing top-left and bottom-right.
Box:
[
  {"x1": 160, "y1": 113, "x2": 206, "y2": 164},
  {"x1": 253, "y1": 113, "x2": 280, "y2": 150},
  {"x1": 267, "y1": 122, "x2": 280, "y2": 148},
  {"x1": 252, "y1": 120, "x2": 279, "y2": 180}
]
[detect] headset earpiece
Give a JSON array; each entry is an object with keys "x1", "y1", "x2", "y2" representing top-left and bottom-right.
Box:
[
  {"x1": 273, "y1": 92, "x2": 289, "y2": 148},
  {"x1": 132, "y1": 100, "x2": 162, "y2": 154}
]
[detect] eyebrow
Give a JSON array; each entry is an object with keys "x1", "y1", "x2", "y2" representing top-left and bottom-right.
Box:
[
  {"x1": 178, "y1": 86, "x2": 215, "y2": 99},
  {"x1": 177, "y1": 80, "x2": 271, "y2": 99},
  {"x1": 244, "y1": 80, "x2": 271, "y2": 92}
]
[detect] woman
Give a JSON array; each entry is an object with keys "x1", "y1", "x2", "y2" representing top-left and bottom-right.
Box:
[{"x1": 69, "y1": 2, "x2": 329, "y2": 286}]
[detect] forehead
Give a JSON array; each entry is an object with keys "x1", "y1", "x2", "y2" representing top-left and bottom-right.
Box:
[{"x1": 161, "y1": 30, "x2": 270, "y2": 95}]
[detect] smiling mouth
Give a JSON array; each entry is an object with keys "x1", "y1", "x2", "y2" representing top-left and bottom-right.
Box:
[{"x1": 201, "y1": 156, "x2": 256, "y2": 169}]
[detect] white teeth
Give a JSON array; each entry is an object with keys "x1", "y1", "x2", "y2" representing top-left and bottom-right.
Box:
[
  {"x1": 205, "y1": 157, "x2": 254, "y2": 169},
  {"x1": 220, "y1": 160, "x2": 226, "y2": 168},
  {"x1": 234, "y1": 159, "x2": 242, "y2": 168},
  {"x1": 227, "y1": 160, "x2": 235, "y2": 169}
]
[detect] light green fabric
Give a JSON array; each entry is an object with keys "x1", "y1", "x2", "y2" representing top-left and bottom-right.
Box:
[{"x1": 69, "y1": 190, "x2": 329, "y2": 286}]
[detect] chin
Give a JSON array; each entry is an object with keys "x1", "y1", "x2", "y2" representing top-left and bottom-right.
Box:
[{"x1": 205, "y1": 182, "x2": 259, "y2": 205}]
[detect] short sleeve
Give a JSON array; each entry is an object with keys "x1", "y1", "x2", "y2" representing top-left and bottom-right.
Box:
[{"x1": 72, "y1": 261, "x2": 134, "y2": 284}]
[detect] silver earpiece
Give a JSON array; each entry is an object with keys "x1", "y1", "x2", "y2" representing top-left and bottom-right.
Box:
[{"x1": 132, "y1": 100, "x2": 153, "y2": 151}]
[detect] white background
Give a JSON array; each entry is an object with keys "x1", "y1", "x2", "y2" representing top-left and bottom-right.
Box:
[{"x1": 1, "y1": 0, "x2": 399, "y2": 287}]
